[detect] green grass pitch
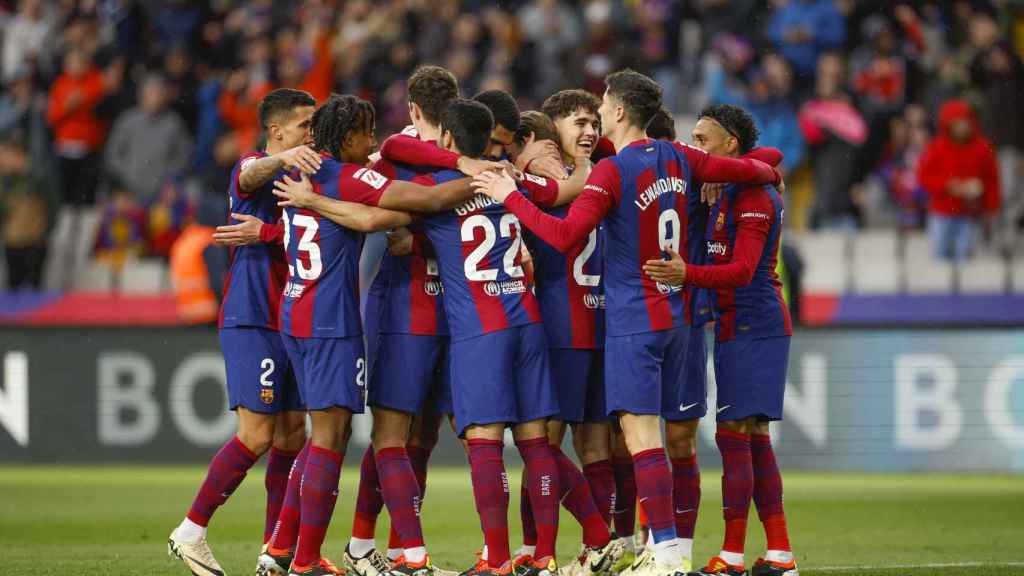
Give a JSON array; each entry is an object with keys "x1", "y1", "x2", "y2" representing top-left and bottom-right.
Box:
[{"x1": 1, "y1": 466, "x2": 1022, "y2": 576}]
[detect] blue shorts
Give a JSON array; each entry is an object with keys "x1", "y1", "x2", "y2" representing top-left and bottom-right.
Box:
[
  {"x1": 281, "y1": 334, "x2": 366, "y2": 413},
  {"x1": 220, "y1": 327, "x2": 303, "y2": 413},
  {"x1": 604, "y1": 326, "x2": 690, "y2": 419},
  {"x1": 671, "y1": 324, "x2": 709, "y2": 421},
  {"x1": 368, "y1": 333, "x2": 451, "y2": 414},
  {"x1": 714, "y1": 336, "x2": 791, "y2": 422},
  {"x1": 550, "y1": 348, "x2": 606, "y2": 423},
  {"x1": 449, "y1": 323, "x2": 558, "y2": 436}
]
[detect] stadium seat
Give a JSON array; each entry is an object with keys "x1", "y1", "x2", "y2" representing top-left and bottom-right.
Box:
[
  {"x1": 795, "y1": 231, "x2": 849, "y2": 293},
  {"x1": 43, "y1": 207, "x2": 102, "y2": 291},
  {"x1": 1011, "y1": 258, "x2": 1024, "y2": 293},
  {"x1": 959, "y1": 257, "x2": 1007, "y2": 293},
  {"x1": 851, "y1": 230, "x2": 899, "y2": 293},
  {"x1": 903, "y1": 233, "x2": 954, "y2": 293},
  {"x1": 72, "y1": 260, "x2": 115, "y2": 292},
  {"x1": 120, "y1": 258, "x2": 170, "y2": 294}
]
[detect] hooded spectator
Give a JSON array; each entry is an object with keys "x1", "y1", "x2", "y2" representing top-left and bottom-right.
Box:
[{"x1": 917, "y1": 99, "x2": 1000, "y2": 261}]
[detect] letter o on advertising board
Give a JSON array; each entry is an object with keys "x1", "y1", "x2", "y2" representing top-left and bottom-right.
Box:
[{"x1": 169, "y1": 353, "x2": 234, "y2": 447}]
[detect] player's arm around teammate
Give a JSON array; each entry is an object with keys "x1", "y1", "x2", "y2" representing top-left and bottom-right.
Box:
[
  {"x1": 169, "y1": 89, "x2": 319, "y2": 576},
  {"x1": 643, "y1": 105, "x2": 796, "y2": 576}
]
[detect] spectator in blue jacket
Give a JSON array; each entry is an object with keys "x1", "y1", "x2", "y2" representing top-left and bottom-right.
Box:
[{"x1": 768, "y1": 0, "x2": 846, "y2": 90}]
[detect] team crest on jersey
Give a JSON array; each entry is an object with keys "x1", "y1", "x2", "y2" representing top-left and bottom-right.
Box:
[
  {"x1": 715, "y1": 212, "x2": 725, "y2": 231},
  {"x1": 260, "y1": 389, "x2": 274, "y2": 405}
]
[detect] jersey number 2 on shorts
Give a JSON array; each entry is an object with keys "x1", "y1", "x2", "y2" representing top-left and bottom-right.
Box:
[
  {"x1": 461, "y1": 213, "x2": 524, "y2": 281},
  {"x1": 283, "y1": 212, "x2": 322, "y2": 280},
  {"x1": 260, "y1": 358, "x2": 274, "y2": 386}
]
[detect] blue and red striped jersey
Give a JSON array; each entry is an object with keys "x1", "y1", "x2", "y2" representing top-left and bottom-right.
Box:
[
  {"x1": 525, "y1": 199, "x2": 605, "y2": 350},
  {"x1": 686, "y1": 180, "x2": 714, "y2": 328},
  {"x1": 501, "y1": 138, "x2": 780, "y2": 338},
  {"x1": 278, "y1": 157, "x2": 390, "y2": 338},
  {"x1": 365, "y1": 156, "x2": 448, "y2": 336},
  {"x1": 697, "y1": 183, "x2": 792, "y2": 341},
  {"x1": 219, "y1": 151, "x2": 288, "y2": 330},
  {"x1": 419, "y1": 169, "x2": 549, "y2": 341},
  {"x1": 590, "y1": 139, "x2": 693, "y2": 335}
]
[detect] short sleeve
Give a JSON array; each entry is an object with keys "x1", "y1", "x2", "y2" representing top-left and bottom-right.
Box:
[{"x1": 338, "y1": 163, "x2": 392, "y2": 206}]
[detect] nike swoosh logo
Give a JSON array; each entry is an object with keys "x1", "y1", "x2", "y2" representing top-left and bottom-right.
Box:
[
  {"x1": 589, "y1": 553, "x2": 610, "y2": 573},
  {"x1": 675, "y1": 507, "x2": 694, "y2": 514},
  {"x1": 717, "y1": 405, "x2": 731, "y2": 414},
  {"x1": 679, "y1": 402, "x2": 699, "y2": 412}
]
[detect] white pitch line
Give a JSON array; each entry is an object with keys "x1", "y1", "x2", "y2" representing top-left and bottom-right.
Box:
[{"x1": 811, "y1": 560, "x2": 1024, "y2": 572}]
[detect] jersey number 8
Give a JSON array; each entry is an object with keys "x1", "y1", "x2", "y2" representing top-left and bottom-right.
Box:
[{"x1": 283, "y1": 212, "x2": 323, "y2": 281}]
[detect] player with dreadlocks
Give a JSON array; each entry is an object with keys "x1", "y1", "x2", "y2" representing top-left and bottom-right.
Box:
[{"x1": 260, "y1": 93, "x2": 482, "y2": 576}]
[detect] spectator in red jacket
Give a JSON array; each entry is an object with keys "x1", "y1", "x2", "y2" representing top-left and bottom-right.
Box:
[
  {"x1": 46, "y1": 49, "x2": 108, "y2": 206},
  {"x1": 917, "y1": 99, "x2": 1000, "y2": 261}
]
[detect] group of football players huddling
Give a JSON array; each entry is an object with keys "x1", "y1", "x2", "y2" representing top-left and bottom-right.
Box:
[{"x1": 166, "y1": 64, "x2": 797, "y2": 576}]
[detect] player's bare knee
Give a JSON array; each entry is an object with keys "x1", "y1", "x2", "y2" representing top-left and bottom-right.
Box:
[
  {"x1": 573, "y1": 423, "x2": 611, "y2": 464},
  {"x1": 547, "y1": 420, "x2": 567, "y2": 446},
  {"x1": 665, "y1": 420, "x2": 699, "y2": 459},
  {"x1": 513, "y1": 419, "x2": 548, "y2": 442},
  {"x1": 272, "y1": 411, "x2": 307, "y2": 451},
  {"x1": 619, "y1": 413, "x2": 663, "y2": 454},
  {"x1": 465, "y1": 422, "x2": 504, "y2": 441},
  {"x1": 753, "y1": 419, "x2": 771, "y2": 437},
  {"x1": 718, "y1": 419, "x2": 750, "y2": 435},
  {"x1": 370, "y1": 407, "x2": 412, "y2": 450},
  {"x1": 309, "y1": 408, "x2": 351, "y2": 453},
  {"x1": 236, "y1": 409, "x2": 275, "y2": 455},
  {"x1": 409, "y1": 410, "x2": 442, "y2": 451}
]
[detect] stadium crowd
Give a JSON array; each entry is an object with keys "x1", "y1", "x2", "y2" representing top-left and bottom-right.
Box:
[{"x1": 0, "y1": 0, "x2": 1022, "y2": 292}]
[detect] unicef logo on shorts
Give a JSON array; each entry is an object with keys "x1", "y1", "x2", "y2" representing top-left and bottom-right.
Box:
[
  {"x1": 583, "y1": 293, "x2": 604, "y2": 310},
  {"x1": 484, "y1": 281, "x2": 501, "y2": 297}
]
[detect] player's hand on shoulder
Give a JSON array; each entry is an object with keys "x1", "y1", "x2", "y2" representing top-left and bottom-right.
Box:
[
  {"x1": 515, "y1": 134, "x2": 560, "y2": 172},
  {"x1": 273, "y1": 173, "x2": 316, "y2": 208},
  {"x1": 642, "y1": 248, "x2": 686, "y2": 286},
  {"x1": 277, "y1": 145, "x2": 322, "y2": 175},
  {"x1": 701, "y1": 183, "x2": 725, "y2": 205},
  {"x1": 386, "y1": 227, "x2": 414, "y2": 256},
  {"x1": 456, "y1": 156, "x2": 506, "y2": 177},
  {"x1": 472, "y1": 169, "x2": 517, "y2": 203},
  {"x1": 526, "y1": 154, "x2": 568, "y2": 181},
  {"x1": 213, "y1": 213, "x2": 264, "y2": 246}
]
